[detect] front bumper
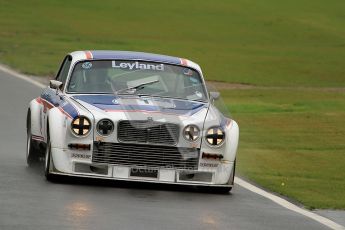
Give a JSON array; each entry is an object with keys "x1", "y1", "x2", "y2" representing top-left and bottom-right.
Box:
[{"x1": 50, "y1": 147, "x2": 234, "y2": 187}]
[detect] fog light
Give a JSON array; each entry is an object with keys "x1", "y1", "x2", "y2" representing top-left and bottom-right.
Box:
[
  {"x1": 97, "y1": 119, "x2": 114, "y2": 136},
  {"x1": 183, "y1": 125, "x2": 200, "y2": 142}
]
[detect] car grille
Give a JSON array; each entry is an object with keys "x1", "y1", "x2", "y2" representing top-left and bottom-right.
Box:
[
  {"x1": 92, "y1": 142, "x2": 199, "y2": 169},
  {"x1": 117, "y1": 120, "x2": 179, "y2": 146}
]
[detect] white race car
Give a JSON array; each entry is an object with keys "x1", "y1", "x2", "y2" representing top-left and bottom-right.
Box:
[{"x1": 27, "y1": 51, "x2": 239, "y2": 192}]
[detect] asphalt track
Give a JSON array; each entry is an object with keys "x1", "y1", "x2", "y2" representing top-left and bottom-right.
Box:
[{"x1": 0, "y1": 69, "x2": 334, "y2": 230}]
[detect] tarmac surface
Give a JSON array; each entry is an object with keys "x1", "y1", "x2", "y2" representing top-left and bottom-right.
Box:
[{"x1": 0, "y1": 69, "x2": 334, "y2": 230}]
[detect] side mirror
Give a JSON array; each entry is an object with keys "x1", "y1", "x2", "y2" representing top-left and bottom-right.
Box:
[
  {"x1": 50, "y1": 80, "x2": 63, "y2": 90},
  {"x1": 209, "y1": 91, "x2": 220, "y2": 101}
]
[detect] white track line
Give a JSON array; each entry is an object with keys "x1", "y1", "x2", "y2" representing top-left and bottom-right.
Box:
[
  {"x1": 235, "y1": 177, "x2": 345, "y2": 230},
  {"x1": 1, "y1": 63, "x2": 344, "y2": 230},
  {"x1": 0, "y1": 64, "x2": 45, "y2": 89}
]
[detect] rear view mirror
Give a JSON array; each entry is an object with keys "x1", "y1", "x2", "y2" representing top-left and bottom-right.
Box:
[
  {"x1": 50, "y1": 80, "x2": 63, "y2": 90},
  {"x1": 209, "y1": 91, "x2": 220, "y2": 101}
]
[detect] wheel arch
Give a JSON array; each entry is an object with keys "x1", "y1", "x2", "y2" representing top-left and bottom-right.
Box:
[
  {"x1": 47, "y1": 107, "x2": 69, "y2": 149},
  {"x1": 223, "y1": 120, "x2": 239, "y2": 162},
  {"x1": 28, "y1": 98, "x2": 43, "y2": 138}
]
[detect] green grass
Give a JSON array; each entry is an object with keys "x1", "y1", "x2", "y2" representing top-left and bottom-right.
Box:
[
  {"x1": 220, "y1": 88, "x2": 345, "y2": 209},
  {"x1": 1, "y1": 0, "x2": 345, "y2": 209},
  {"x1": 1, "y1": 0, "x2": 345, "y2": 86}
]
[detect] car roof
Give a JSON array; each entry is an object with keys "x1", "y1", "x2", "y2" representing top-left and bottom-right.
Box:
[{"x1": 69, "y1": 50, "x2": 202, "y2": 73}]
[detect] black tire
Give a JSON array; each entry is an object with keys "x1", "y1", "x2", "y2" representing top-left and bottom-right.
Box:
[
  {"x1": 215, "y1": 186, "x2": 232, "y2": 193},
  {"x1": 26, "y1": 111, "x2": 39, "y2": 166}
]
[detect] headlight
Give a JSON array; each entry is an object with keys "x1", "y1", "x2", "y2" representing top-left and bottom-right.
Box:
[
  {"x1": 71, "y1": 116, "x2": 91, "y2": 136},
  {"x1": 97, "y1": 119, "x2": 114, "y2": 136},
  {"x1": 206, "y1": 127, "x2": 225, "y2": 146},
  {"x1": 183, "y1": 125, "x2": 200, "y2": 142}
]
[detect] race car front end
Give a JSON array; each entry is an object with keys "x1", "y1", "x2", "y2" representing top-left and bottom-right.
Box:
[{"x1": 47, "y1": 100, "x2": 239, "y2": 190}]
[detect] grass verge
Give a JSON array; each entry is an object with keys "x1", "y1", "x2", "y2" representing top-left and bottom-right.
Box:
[
  {"x1": 220, "y1": 88, "x2": 345, "y2": 209},
  {"x1": 1, "y1": 0, "x2": 345, "y2": 86}
]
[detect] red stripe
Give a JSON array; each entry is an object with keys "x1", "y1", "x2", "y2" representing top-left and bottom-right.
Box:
[
  {"x1": 41, "y1": 99, "x2": 54, "y2": 109},
  {"x1": 39, "y1": 98, "x2": 54, "y2": 113},
  {"x1": 180, "y1": 58, "x2": 188, "y2": 66},
  {"x1": 40, "y1": 97, "x2": 77, "y2": 118},
  {"x1": 85, "y1": 51, "x2": 93, "y2": 59},
  {"x1": 35, "y1": 97, "x2": 42, "y2": 104},
  {"x1": 32, "y1": 135, "x2": 44, "y2": 141}
]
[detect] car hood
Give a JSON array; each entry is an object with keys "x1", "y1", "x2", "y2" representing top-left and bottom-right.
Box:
[
  {"x1": 67, "y1": 95, "x2": 230, "y2": 148},
  {"x1": 71, "y1": 95, "x2": 207, "y2": 117},
  {"x1": 70, "y1": 95, "x2": 209, "y2": 133},
  {"x1": 70, "y1": 95, "x2": 209, "y2": 147}
]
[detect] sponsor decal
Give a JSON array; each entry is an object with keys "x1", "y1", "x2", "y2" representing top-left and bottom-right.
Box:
[
  {"x1": 32, "y1": 135, "x2": 44, "y2": 141},
  {"x1": 183, "y1": 68, "x2": 193, "y2": 76},
  {"x1": 72, "y1": 153, "x2": 91, "y2": 159},
  {"x1": 112, "y1": 61, "x2": 164, "y2": 71},
  {"x1": 199, "y1": 162, "x2": 219, "y2": 168},
  {"x1": 82, "y1": 62, "x2": 92, "y2": 69}
]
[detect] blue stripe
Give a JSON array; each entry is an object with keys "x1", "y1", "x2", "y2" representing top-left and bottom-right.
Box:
[
  {"x1": 41, "y1": 88, "x2": 60, "y2": 106},
  {"x1": 90, "y1": 51, "x2": 181, "y2": 65},
  {"x1": 61, "y1": 102, "x2": 79, "y2": 118},
  {"x1": 72, "y1": 95, "x2": 206, "y2": 116},
  {"x1": 40, "y1": 88, "x2": 79, "y2": 118}
]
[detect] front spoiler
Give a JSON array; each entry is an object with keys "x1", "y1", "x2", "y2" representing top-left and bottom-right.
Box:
[{"x1": 49, "y1": 171, "x2": 233, "y2": 188}]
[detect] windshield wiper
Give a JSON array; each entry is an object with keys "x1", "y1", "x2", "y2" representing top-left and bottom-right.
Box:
[
  {"x1": 114, "y1": 80, "x2": 159, "y2": 95},
  {"x1": 136, "y1": 94, "x2": 207, "y2": 103}
]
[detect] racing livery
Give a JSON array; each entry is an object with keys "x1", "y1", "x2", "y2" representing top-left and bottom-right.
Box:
[{"x1": 27, "y1": 50, "x2": 239, "y2": 192}]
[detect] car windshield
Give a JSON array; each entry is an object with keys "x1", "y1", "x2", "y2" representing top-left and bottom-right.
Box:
[{"x1": 67, "y1": 60, "x2": 208, "y2": 102}]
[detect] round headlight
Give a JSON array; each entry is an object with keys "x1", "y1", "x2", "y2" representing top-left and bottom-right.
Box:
[
  {"x1": 71, "y1": 116, "x2": 91, "y2": 136},
  {"x1": 206, "y1": 127, "x2": 225, "y2": 146},
  {"x1": 97, "y1": 119, "x2": 114, "y2": 136},
  {"x1": 183, "y1": 125, "x2": 200, "y2": 142}
]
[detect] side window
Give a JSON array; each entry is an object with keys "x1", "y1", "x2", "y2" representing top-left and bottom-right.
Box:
[{"x1": 56, "y1": 55, "x2": 72, "y2": 85}]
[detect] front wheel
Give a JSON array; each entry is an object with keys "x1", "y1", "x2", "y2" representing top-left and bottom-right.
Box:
[{"x1": 215, "y1": 186, "x2": 232, "y2": 193}]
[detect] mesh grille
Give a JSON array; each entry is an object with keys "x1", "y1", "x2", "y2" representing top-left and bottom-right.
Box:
[
  {"x1": 118, "y1": 120, "x2": 179, "y2": 146},
  {"x1": 92, "y1": 142, "x2": 199, "y2": 169}
]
